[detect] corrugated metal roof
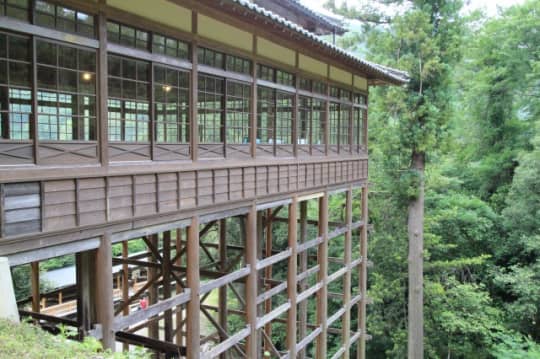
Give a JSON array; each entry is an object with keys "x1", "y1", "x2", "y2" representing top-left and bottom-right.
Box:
[{"x1": 228, "y1": 0, "x2": 409, "y2": 85}]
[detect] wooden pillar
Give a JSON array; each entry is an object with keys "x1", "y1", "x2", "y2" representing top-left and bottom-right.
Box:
[
  {"x1": 358, "y1": 186, "x2": 369, "y2": 359},
  {"x1": 245, "y1": 206, "x2": 258, "y2": 358},
  {"x1": 175, "y1": 228, "x2": 184, "y2": 347},
  {"x1": 287, "y1": 197, "x2": 298, "y2": 358},
  {"x1": 264, "y1": 208, "x2": 273, "y2": 353},
  {"x1": 96, "y1": 233, "x2": 114, "y2": 350},
  {"x1": 77, "y1": 251, "x2": 96, "y2": 333},
  {"x1": 30, "y1": 261, "x2": 40, "y2": 313},
  {"x1": 218, "y1": 219, "x2": 228, "y2": 359},
  {"x1": 343, "y1": 187, "x2": 353, "y2": 357},
  {"x1": 163, "y1": 231, "x2": 173, "y2": 343},
  {"x1": 148, "y1": 234, "x2": 159, "y2": 341},
  {"x1": 190, "y1": 12, "x2": 199, "y2": 162},
  {"x1": 121, "y1": 241, "x2": 129, "y2": 351},
  {"x1": 298, "y1": 200, "x2": 308, "y2": 359},
  {"x1": 97, "y1": 10, "x2": 108, "y2": 165},
  {"x1": 186, "y1": 217, "x2": 201, "y2": 359},
  {"x1": 316, "y1": 193, "x2": 329, "y2": 358}
]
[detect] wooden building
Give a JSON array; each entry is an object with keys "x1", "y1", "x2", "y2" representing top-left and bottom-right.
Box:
[{"x1": 0, "y1": 0, "x2": 406, "y2": 358}]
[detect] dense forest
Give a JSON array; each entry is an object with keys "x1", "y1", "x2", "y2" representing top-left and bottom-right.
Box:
[{"x1": 326, "y1": 0, "x2": 540, "y2": 357}]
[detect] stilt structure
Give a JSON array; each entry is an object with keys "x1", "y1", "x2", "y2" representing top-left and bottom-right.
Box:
[{"x1": 0, "y1": 0, "x2": 407, "y2": 357}]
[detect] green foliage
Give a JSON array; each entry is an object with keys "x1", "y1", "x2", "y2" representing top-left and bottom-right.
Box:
[
  {"x1": 327, "y1": 0, "x2": 540, "y2": 357},
  {"x1": 0, "y1": 319, "x2": 149, "y2": 358}
]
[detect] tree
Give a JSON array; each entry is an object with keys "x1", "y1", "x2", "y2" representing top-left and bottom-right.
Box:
[{"x1": 328, "y1": 1, "x2": 465, "y2": 356}]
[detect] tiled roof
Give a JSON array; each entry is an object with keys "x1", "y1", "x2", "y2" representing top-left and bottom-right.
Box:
[
  {"x1": 228, "y1": 0, "x2": 409, "y2": 84},
  {"x1": 288, "y1": 0, "x2": 346, "y2": 33}
]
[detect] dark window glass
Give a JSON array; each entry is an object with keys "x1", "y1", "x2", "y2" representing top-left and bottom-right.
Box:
[
  {"x1": 257, "y1": 64, "x2": 274, "y2": 82},
  {"x1": 276, "y1": 70, "x2": 294, "y2": 87},
  {"x1": 0, "y1": 33, "x2": 32, "y2": 140},
  {"x1": 226, "y1": 81, "x2": 250, "y2": 143},
  {"x1": 36, "y1": 40, "x2": 97, "y2": 141},
  {"x1": 276, "y1": 91, "x2": 293, "y2": 144},
  {"x1": 313, "y1": 80, "x2": 327, "y2": 95},
  {"x1": 6, "y1": 0, "x2": 30, "y2": 21},
  {"x1": 299, "y1": 78, "x2": 312, "y2": 92},
  {"x1": 198, "y1": 74, "x2": 224, "y2": 144},
  {"x1": 154, "y1": 65, "x2": 189, "y2": 143},
  {"x1": 35, "y1": 1, "x2": 95, "y2": 37},
  {"x1": 329, "y1": 102, "x2": 339, "y2": 145},
  {"x1": 257, "y1": 86, "x2": 275, "y2": 144},
  {"x1": 107, "y1": 54, "x2": 150, "y2": 142},
  {"x1": 225, "y1": 54, "x2": 251, "y2": 75}
]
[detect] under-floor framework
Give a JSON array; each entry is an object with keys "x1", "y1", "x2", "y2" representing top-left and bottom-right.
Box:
[{"x1": 12, "y1": 185, "x2": 369, "y2": 359}]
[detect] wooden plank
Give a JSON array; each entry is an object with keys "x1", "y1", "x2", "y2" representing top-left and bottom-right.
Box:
[
  {"x1": 256, "y1": 281, "x2": 287, "y2": 305},
  {"x1": 4, "y1": 194, "x2": 40, "y2": 210},
  {"x1": 201, "y1": 326, "x2": 251, "y2": 359},
  {"x1": 296, "y1": 326, "x2": 322, "y2": 353},
  {"x1": 256, "y1": 301, "x2": 290, "y2": 330},
  {"x1": 256, "y1": 248, "x2": 291, "y2": 271},
  {"x1": 199, "y1": 266, "x2": 250, "y2": 295},
  {"x1": 113, "y1": 290, "x2": 191, "y2": 332}
]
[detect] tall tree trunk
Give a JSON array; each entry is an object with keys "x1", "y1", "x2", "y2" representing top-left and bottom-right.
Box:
[{"x1": 408, "y1": 151, "x2": 425, "y2": 358}]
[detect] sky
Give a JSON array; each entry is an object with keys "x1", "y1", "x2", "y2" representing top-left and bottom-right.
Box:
[{"x1": 299, "y1": 0, "x2": 527, "y2": 18}]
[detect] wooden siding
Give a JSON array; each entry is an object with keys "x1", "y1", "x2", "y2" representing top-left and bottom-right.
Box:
[{"x1": 0, "y1": 158, "x2": 367, "y2": 243}]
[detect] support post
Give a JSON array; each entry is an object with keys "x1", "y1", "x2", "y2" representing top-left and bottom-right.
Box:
[
  {"x1": 176, "y1": 228, "x2": 184, "y2": 347},
  {"x1": 358, "y1": 186, "x2": 368, "y2": 359},
  {"x1": 148, "y1": 234, "x2": 159, "y2": 342},
  {"x1": 287, "y1": 197, "x2": 298, "y2": 358},
  {"x1": 95, "y1": 233, "x2": 114, "y2": 350},
  {"x1": 298, "y1": 200, "x2": 308, "y2": 359},
  {"x1": 122, "y1": 241, "x2": 129, "y2": 351},
  {"x1": 316, "y1": 193, "x2": 329, "y2": 358},
  {"x1": 163, "y1": 231, "x2": 173, "y2": 343},
  {"x1": 218, "y1": 219, "x2": 228, "y2": 359},
  {"x1": 264, "y1": 208, "x2": 273, "y2": 353},
  {"x1": 77, "y1": 251, "x2": 96, "y2": 333},
  {"x1": 31, "y1": 261, "x2": 40, "y2": 313},
  {"x1": 186, "y1": 217, "x2": 201, "y2": 359},
  {"x1": 343, "y1": 187, "x2": 353, "y2": 357},
  {"x1": 245, "y1": 206, "x2": 258, "y2": 358}
]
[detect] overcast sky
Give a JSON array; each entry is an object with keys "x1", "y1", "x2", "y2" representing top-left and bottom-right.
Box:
[{"x1": 299, "y1": 0, "x2": 526, "y2": 17}]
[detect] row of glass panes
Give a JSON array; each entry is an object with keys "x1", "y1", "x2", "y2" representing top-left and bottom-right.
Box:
[
  {"x1": 0, "y1": 31, "x2": 365, "y2": 146},
  {"x1": 0, "y1": 0, "x2": 95, "y2": 37},
  {"x1": 1, "y1": 0, "x2": 368, "y2": 104}
]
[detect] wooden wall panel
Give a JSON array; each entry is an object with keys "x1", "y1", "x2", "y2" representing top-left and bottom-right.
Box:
[
  {"x1": 180, "y1": 172, "x2": 196, "y2": 208},
  {"x1": 244, "y1": 168, "x2": 255, "y2": 198},
  {"x1": 43, "y1": 180, "x2": 76, "y2": 231},
  {"x1": 154, "y1": 144, "x2": 190, "y2": 161},
  {"x1": 229, "y1": 168, "x2": 243, "y2": 201},
  {"x1": 158, "y1": 173, "x2": 179, "y2": 213},
  {"x1": 197, "y1": 170, "x2": 214, "y2": 206},
  {"x1": 78, "y1": 178, "x2": 107, "y2": 226},
  {"x1": 2, "y1": 182, "x2": 40, "y2": 236},
  {"x1": 134, "y1": 175, "x2": 157, "y2": 216},
  {"x1": 0, "y1": 159, "x2": 368, "y2": 241},
  {"x1": 108, "y1": 176, "x2": 134, "y2": 221},
  {"x1": 0, "y1": 142, "x2": 34, "y2": 165},
  {"x1": 38, "y1": 142, "x2": 99, "y2": 165},
  {"x1": 108, "y1": 144, "x2": 151, "y2": 162}
]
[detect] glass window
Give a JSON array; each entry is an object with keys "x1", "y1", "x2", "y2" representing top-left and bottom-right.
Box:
[
  {"x1": 154, "y1": 64, "x2": 189, "y2": 143},
  {"x1": 329, "y1": 102, "x2": 339, "y2": 145},
  {"x1": 297, "y1": 97, "x2": 326, "y2": 146},
  {"x1": 276, "y1": 70, "x2": 294, "y2": 87},
  {"x1": 353, "y1": 107, "x2": 364, "y2": 149},
  {"x1": 152, "y1": 34, "x2": 189, "y2": 60},
  {"x1": 107, "y1": 22, "x2": 148, "y2": 51},
  {"x1": 299, "y1": 78, "x2": 312, "y2": 92},
  {"x1": 107, "y1": 54, "x2": 150, "y2": 142},
  {"x1": 340, "y1": 105, "x2": 351, "y2": 147},
  {"x1": 226, "y1": 81, "x2": 250, "y2": 144},
  {"x1": 198, "y1": 47, "x2": 224, "y2": 69},
  {"x1": 36, "y1": 40, "x2": 97, "y2": 141},
  {"x1": 257, "y1": 64, "x2": 274, "y2": 82},
  {"x1": 225, "y1": 54, "x2": 251, "y2": 75},
  {"x1": 198, "y1": 74, "x2": 224, "y2": 144},
  {"x1": 313, "y1": 80, "x2": 327, "y2": 95},
  {"x1": 4, "y1": 0, "x2": 30, "y2": 22},
  {"x1": 257, "y1": 86, "x2": 274, "y2": 144},
  {"x1": 0, "y1": 32, "x2": 32, "y2": 140},
  {"x1": 35, "y1": 1, "x2": 95, "y2": 37},
  {"x1": 275, "y1": 91, "x2": 293, "y2": 144}
]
